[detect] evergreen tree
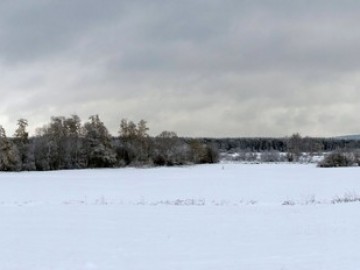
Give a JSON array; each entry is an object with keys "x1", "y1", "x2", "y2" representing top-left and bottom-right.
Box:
[
  {"x1": 83, "y1": 115, "x2": 116, "y2": 167},
  {"x1": 13, "y1": 119, "x2": 35, "y2": 171},
  {"x1": 0, "y1": 125, "x2": 21, "y2": 171}
]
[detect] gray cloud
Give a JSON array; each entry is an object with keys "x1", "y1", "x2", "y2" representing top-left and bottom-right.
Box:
[{"x1": 1, "y1": 0, "x2": 360, "y2": 137}]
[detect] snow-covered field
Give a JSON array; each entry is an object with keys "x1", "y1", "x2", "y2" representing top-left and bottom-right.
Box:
[{"x1": 1, "y1": 164, "x2": 360, "y2": 269}]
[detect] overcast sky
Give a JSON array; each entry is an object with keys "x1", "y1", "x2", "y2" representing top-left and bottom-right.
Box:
[{"x1": 1, "y1": 0, "x2": 360, "y2": 137}]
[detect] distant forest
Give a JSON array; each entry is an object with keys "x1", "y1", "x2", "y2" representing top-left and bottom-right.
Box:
[
  {"x1": 0, "y1": 115, "x2": 359, "y2": 171},
  {"x1": 204, "y1": 134, "x2": 360, "y2": 163},
  {"x1": 205, "y1": 135, "x2": 360, "y2": 153}
]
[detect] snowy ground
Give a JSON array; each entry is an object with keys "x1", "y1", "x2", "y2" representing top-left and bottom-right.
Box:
[{"x1": 1, "y1": 164, "x2": 360, "y2": 270}]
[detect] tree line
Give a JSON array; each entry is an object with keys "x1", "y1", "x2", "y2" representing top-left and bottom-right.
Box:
[
  {"x1": 2, "y1": 116, "x2": 358, "y2": 171},
  {"x1": 0, "y1": 115, "x2": 219, "y2": 171},
  {"x1": 207, "y1": 133, "x2": 360, "y2": 154},
  {"x1": 204, "y1": 133, "x2": 360, "y2": 163}
]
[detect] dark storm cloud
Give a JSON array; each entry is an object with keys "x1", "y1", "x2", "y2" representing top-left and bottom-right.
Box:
[{"x1": 1, "y1": 0, "x2": 360, "y2": 137}]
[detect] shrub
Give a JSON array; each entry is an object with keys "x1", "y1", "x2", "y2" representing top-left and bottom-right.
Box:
[
  {"x1": 331, "y1": 192, "x2": 360, "y2": 204},
  {"x1": 318, "y1": 151, "x2": 356, "y2": 168},
  {"x1": 260, "y1": 150, "x2": 281, "y2": 162}
]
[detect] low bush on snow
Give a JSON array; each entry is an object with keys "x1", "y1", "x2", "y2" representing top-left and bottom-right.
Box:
[
  {"x1": 318, "y1": 151, "x2": 356, "y2": 168},
  {"x1": 331, "y1": 193, "x2": 360, "y2": 204}
]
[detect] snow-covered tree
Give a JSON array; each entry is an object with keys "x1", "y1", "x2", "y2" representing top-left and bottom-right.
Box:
[
  {"x1": 13, "y1": 119, "x2": 35, "y2": 171},
  {"x1": 118, "y1": 119, "x2": 151, "y2": 165},
  {"x1": 83, "y1": 115, "x2": 116, "y2": 167},
  {"x1": 0, "y1": 125, "x2": 21, "y2": 171}
]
